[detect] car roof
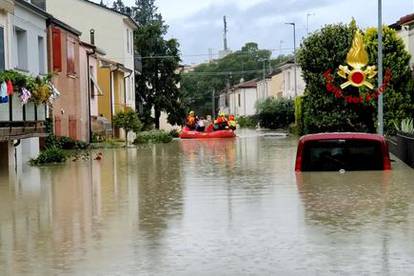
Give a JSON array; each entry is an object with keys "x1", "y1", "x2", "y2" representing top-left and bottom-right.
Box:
[{"x1": 299, "y1": 132, "x2": 386, "y2": 143}]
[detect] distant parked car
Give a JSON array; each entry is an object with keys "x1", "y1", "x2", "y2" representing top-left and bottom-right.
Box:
[{"x1": 295, "y1": 133, "x2": 392, "y2": 172}]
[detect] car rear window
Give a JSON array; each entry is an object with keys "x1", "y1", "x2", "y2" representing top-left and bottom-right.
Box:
[{"x1": 301, "y1": 139, "x2": 384, "y2": 171}]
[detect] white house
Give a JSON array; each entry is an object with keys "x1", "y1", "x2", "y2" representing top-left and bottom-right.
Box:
[
  {"x1": 279, "y1": 61, "x2": 306, "y2": 99},
  {"x1": 228, "y1": 79, "x2": 258, "y2": 116},
  {"x1": 256, "y1": 77, "x2": 271, "y2": 101},
  {"x1": 44, "y1": 0, "x2": 138, "y2": 110},
  {"x1": 0, "y1": 0, "x2": 48, "y2": 172},
  {"x1": 391, "y1": 14, "x2": 414, "y2": 67}
]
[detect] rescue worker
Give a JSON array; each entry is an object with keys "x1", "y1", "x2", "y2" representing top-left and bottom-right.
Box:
[
  {"x1": 214, "y1": 112, "x2": 228, "y2": 130},
  {"x1": 228, "y1": 114, "x2": 237, "y2": 130},
  {"x1": 185, "y1": 111, "x2": 197, "y2": 130}
]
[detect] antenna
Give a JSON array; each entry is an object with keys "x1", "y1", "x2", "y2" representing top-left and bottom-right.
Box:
[{"x1": 223, "y1": 16, "x2": 228, "y2": 51}]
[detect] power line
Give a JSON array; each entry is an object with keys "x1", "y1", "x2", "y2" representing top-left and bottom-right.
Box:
[
  {"x1": 139, "y1": 47, "x2": 294, "y2": 60},
  {"x1": 183, "y1": 69, "x2": 269, "y2": 76}
]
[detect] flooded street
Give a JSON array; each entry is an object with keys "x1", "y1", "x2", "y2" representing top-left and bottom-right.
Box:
[{"x1": 1, "y1": 130, "x2": 414, "y2": 275}]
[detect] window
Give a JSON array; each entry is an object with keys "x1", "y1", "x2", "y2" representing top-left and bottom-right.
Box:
[
  {"x1": 0, "y1": 27, "x2": 4, "y2": 72},
  {"x1": 52, "y1": 27, "x2": 62, "y2": 72},
  {"x1": 287, "y1": 71, "x2": 291, "y2": 90},
  {"x1": 66, "y1": 36, "x2": 76, "y2": 75},
  {"x1": 15, "y1": 27, "x2": 28, "y2": 70},
  {"x1": 238, "y1": 93, "x2": 241, "y2": 107},
  {"x1": 38, "y1": 36, "x2": 45, "y2": 74},
  {"x1": 301, "y1": 140, "x2": 383, "y2": 171}
]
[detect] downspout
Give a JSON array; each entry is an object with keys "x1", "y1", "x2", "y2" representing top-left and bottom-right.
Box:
[
  {"x1": 123, "y1": 71, "x2": 132, "y2": 110},
  {"x1": 110, "y1": 65, "x2": 119, "y2": 135},
  {"x1": 86, "y1": 29, "x2": 96, "y2": 143}
]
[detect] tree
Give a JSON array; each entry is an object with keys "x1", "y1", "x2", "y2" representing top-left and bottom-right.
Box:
[
  {"x1": 130, "y1": 0, "x2": 184, "y2": 129},
  {"x1": 297, "y1": 21, "x2": 414, "y2": 134},
  {"x1": 113, "y1": 108, "x2": 142, "y2": 146},
  {"x1": 180, "y1": 43, "x2": 291, "y2": 116},
  {"x1": 112, "y1": 0, "x2": 126, "y2": 13},
  {"x1": 364, "y1": 26, "x2": 414, "y2": 133}
]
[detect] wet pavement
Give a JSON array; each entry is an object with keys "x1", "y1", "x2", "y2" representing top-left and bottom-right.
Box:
[{"x1": 1, "y1": 129, "x2": 414, "y2": 275}]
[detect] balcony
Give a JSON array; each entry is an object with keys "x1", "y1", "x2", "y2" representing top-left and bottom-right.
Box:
[{"x1": 0, "y1": 95, "x2": 47, "y2": 141}]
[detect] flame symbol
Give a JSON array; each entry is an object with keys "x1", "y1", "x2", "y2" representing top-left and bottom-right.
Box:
[
  {"x1": 337, "y1": 29, "x2": 377, "y2": 89},
  {"x1": 346, "y1": 30, "x2": 368, "y2": 69}
]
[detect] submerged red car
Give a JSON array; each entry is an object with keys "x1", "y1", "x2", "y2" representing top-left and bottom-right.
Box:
[{"x1": 295, "y1": 133, "x2": 392, "y2": 172}]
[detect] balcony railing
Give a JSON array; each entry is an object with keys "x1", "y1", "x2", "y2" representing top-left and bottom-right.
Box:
[{"x1": 0, "y1": 95, "x2": 47, "y2": 141}]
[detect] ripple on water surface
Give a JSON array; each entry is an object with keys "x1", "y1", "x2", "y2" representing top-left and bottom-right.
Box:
[{"x1": 0, "y1": 130, "x2": 414, "y2": 274}]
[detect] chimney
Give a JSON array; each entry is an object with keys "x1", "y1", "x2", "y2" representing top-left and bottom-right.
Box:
[
  {"x1": 90, "y1": 29, "x2": 95, "y2": 45},
  {"x1": 30, "y1": 0, "x2": 46, "y2": 10}
]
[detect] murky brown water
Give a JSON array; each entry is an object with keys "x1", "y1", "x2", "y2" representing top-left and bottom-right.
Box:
[{"x1": 1, "y1": 129, "x2": 414, "y2": 275}]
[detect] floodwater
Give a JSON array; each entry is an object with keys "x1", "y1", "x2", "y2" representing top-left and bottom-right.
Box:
[{"x1": 1, "y1": 129, "x2": 414, "y2": 275}]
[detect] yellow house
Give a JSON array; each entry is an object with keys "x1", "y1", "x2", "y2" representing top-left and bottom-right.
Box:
[
  {"x1": 96, "y1": 58, "x2": 133, "y2": 139},
  {"x1": 97, "y1": 58, "x2": 133, "y2": 123}
]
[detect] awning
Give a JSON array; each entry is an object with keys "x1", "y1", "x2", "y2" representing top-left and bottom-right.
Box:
[{"x1": 90, "y1": 71, "x2": 103, "y2": 96}]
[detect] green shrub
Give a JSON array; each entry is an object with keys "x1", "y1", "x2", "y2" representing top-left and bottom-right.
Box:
[
  {"x1": 292, "y1": 96, "x2": 304, "y2": 135},
  {"x1": 169, "y1": 129, "x2": 180, "y2": 138},
  {"x1": 45, "y1": 135, "x2": 89, "y2": 150},
  {"x1": 393, "y1": 118, "x2": 414, "y2": 135},
  {"x1": 30, "y1": 147, "x2": 67, "y2": 165},
  {"x1": 256, "y1": 97, "x2": 295, "y2": 129},
  {"x1": 133, "y1": 130, "x2": 173, "y2": 144},
  {"x1": 237, "y1": 115, "x2": 258, "y2": 128},
  {"x1": 113, "y1": 108, "x2": 142, "y2": 146}
]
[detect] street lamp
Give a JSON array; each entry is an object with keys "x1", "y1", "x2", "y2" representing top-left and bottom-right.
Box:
[
  {"x1": 377, "y1": 0, "x2": 384, "y2": 135},
  {"x1": 285, "y1": 22, "x2": 297, "y2": 97}
]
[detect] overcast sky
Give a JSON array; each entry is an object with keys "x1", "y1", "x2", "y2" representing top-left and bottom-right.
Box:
[{"x1": 96, "y1": 0, "x2": 414, "y2": 64}]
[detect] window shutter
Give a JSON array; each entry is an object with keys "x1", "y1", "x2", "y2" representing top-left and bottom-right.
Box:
[
  {"x1": 0, "y1": 27, "x2": 4, "y2": 72},
  {"x1": 66, "y1": 37, "x2": 76, "y2": 75},
  {"x1": 52, "y1": 27, "x2": 62, "y2": 72}
]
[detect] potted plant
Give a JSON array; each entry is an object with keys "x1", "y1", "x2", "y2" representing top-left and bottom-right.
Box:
[{"x1": 392, "y1": 118, "x2": 414, "y2": 168}]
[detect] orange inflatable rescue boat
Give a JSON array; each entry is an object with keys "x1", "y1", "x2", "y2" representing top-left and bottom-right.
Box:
[{"x1": 180, "y1": 127, "x2": 236, "y2": 139}]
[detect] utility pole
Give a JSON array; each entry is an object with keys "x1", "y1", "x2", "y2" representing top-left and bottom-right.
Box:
[
  {"x1": 377, "y1": 0, "x2": 384, "y2": 135},
  {"x1": 212, "y1": 89, "x2": 216, "y2": 118},
  {"x1": 286, "y1": 22, "x2": 297, "y2": 97},
  {"x1": 263, "y1": 60, "x2": 266, "y2": 98},
  {"x1": 223, "y1": 16, "x2": 228, "y2": 51}
]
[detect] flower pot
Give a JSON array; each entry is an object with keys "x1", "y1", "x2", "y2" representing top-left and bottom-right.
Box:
[{"x1": 395, "y1": 133, "x2": 414, "y2": 168}]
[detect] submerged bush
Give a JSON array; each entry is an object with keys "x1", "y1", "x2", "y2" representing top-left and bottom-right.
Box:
[
  {"x1": 133, "y1": 130, "x2": 173, "y2": 144},
  {"x1": 45, "y1": 135, "x2": 89, "y2": 150},
  {"x1": 237, "y1": 115, "x2": 258, "y2": 128},
  {"x1": 169, "y1": 129, "x2": 180, "y2": 138},
  {"x1": 30, "y1": 147, "x2": 67, "y2": 165},
  {"x1": 256, "y1": 97, "x2": 295, "y2": 129}
]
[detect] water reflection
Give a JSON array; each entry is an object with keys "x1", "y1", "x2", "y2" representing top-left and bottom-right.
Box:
[
  {"x1": 295, "y1": 165, "x2": 414, "y2": 274},
  {"x1": 1, "y1": 132, "x2": 414, "y2": 274}
]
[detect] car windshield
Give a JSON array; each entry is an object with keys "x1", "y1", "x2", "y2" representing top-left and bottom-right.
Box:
[{"x1": 301, "y1": 139, "x2": 384, "y2": 171}]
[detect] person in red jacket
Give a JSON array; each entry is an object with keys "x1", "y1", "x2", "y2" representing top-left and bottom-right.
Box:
[{"x1": 214, "y1": 112, "x2": 228, "y2": 130}]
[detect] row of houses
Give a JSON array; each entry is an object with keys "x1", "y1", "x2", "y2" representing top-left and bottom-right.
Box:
[
  {"x1": 219, "y1": 61, "x2": 305, "y2": 116},
  {"x1": 0, "y1": 0, "x2": 139, "y2": 172}
]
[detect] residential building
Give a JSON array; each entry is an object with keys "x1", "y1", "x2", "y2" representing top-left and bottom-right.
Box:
[
  {"x1": 256, "y1": 75, "x2": 274, "y2": 102},
  {"x1": 45, "y1": 0, "x2": 139, "y2": 113},
  {"x1": 279, "y1": 61, "x2": 305, "y2": 99},
  {"x1": 0, "y1": 0, "x2": 48, "y2": 172},
  {"x1": 391, "y1": 14, "x2": 414, "y2": 67},
  {"x1": 228, "y1": 79, "x2": 258, "y2": 116},
  {"x1": 46, "y1": 17, "x2": 88, "y2": 141},
  {"x1": 79, "y1": 40, "x2": 105, "y2": 138}
]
